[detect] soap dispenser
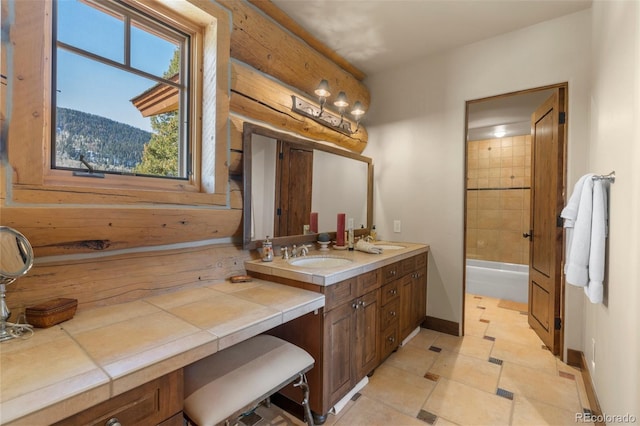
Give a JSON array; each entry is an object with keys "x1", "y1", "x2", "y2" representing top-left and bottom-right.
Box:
[{"x1": 262, "y1": 236, "x2": 273, "y2": 262}]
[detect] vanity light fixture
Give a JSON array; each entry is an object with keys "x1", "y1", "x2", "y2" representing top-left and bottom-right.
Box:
[{"x1": 291, "y1": 80, "x2": 366, "y2": 135}]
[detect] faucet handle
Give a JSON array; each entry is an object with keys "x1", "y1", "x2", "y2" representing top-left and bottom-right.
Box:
[{"x1": 282, "y1": 246, "x2": 289, "y2": 259}]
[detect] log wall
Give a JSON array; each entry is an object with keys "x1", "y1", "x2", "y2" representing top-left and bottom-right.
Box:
[{"x1": 1, "y1": 0, "x2": 370, "y2": 312}]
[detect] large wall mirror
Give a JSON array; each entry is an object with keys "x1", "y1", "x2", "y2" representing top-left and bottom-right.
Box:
[{"x1": 243, "y1": 123, "x2": 373, "y2": 250}]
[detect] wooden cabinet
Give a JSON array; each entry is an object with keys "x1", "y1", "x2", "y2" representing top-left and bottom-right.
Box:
[
  {"x1": 379, "y1": 279, "x2": 400, "y2": 360},
  {"x1": 54, "y1": 370, "x2": 183, "y2": 426},
  {"x1": 381, "y1": 252, "x2": 429, "y2": 360},
  {"x1": 252, "y1": 252, "x2": 427, "y2": 423},
  {"x1": 323, "y1": 270, "x2": 380, "y2": 408}
]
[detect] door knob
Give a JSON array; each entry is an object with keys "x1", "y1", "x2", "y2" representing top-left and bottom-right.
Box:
[{"x1": 523, "y1": 231, "x2": 532, "y2": 240}]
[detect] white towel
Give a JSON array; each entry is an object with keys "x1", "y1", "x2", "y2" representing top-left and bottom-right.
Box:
[
  {"x1": 355, "y1": 240, "x2": 383, "y2": 254},
  {"x1": 585, "y1": 180, "x2": 607, "y2": 303},
  {"x1": 561, "y1": 174, "x2": 594, "y2": 287},
  {"x1": 560, "y1": 174, "x2": 608, "y2": 304}
]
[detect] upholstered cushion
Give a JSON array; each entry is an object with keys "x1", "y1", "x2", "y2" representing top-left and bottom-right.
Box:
[{"x1": 184, "y1": 335, "x2": 314, "y2": 426}]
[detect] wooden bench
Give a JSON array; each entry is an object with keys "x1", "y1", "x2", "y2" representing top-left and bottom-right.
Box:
[{"x1": 184, "y1": 334, "x2": 315, "y2": 426}]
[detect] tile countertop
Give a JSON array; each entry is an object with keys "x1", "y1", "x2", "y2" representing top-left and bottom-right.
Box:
[
  {"x1": 0, "y1": 279, "x2": 324, "y2": 425},
  {"x1": 245, "y1": 241, "x2": 430, "y2": 286}
]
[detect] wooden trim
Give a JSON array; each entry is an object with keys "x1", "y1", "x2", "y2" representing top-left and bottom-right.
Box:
[
  {"x1": 425, "y1": 316, "x2": 459, "y2": 336},
  {"x1": 247, "y1": 0, "x2": 366, "y2": 81},
  {"x1": 566, "y1": 349, "x2": 604, "y2": 426}
]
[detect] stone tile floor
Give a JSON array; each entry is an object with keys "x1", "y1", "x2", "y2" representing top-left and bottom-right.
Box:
[{"x1": 249, "y1": 294, "x2": 590, "y2": 425}]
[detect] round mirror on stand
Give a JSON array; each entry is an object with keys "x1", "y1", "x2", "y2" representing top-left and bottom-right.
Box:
[{"x1": 0, "y1": 226, "x2": 34, "y2": 342}]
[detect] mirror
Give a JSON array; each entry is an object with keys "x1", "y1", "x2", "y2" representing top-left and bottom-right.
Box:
[
  {"x1": 0, "y1": 226, "x2": 34, "y2": 342},
  {"x1": 243, "y1": 123, "x2": 373, "y2": 249},
  {"x1": 0, "y1": 226, "x2": 34, "y2": 284}
]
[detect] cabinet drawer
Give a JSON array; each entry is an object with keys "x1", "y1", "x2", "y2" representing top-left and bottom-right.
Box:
[
  {"x1": 399, "y1": 257, "x2": 416, "y2": 276},
  {"x1": 380, "y1": 324, "x2": 399, "y2": 360},
  {"x1": 54, "y1": 370, "x2": 183, "y2": 426},
  {"x1": 380, "y1": 299, "x2": 399, "y2": 330},
  {"x1": 325, "y1": 277, "x2": 358, "y2": 311},
  {"x1": 357, "y1": 269, "x2": 380, "y2": 294},
  {"x1": 381, "y1": 281, "x2": 400, "y2": 306},
  {"x1": 382, "y1": 262, "x2": 399, "y2": 284},
  {"x1": 415, "y1": 252, "x2": 428, "y2": 269}
]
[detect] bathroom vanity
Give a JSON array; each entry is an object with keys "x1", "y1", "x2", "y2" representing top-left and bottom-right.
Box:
[
  {"x1": 245, "y1": 242, "x2": 429, "y2": 423},
  {"x1": 0, "y1": 280, "x2": 324, "y2": 425}
]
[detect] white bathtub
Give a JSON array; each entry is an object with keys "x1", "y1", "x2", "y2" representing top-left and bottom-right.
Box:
[{"x1": 466, "y1": 259, "x2": 529, "y2": 303}]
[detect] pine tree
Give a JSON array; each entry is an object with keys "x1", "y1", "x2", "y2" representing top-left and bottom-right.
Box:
[{"x1": 134, "y1": 50, "x2": 181, "y2": 177}]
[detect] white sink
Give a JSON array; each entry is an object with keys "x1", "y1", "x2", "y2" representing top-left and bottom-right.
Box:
[
  {"x1": 374, "y1": 244, "x2": 406, "y2": 250},
  {"x1": 288, "y1": 256, "x2": 353, "y2": 268}
]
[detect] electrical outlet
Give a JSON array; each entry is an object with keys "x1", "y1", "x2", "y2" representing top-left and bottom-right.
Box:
[{"x1": 393, "y1": 220, "x2": 401, "y2": 233}]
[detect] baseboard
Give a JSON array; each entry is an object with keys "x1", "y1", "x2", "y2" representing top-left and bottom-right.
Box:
[
  {"x1": 567, "y1": 348, "x2": 604, "y2": 426},
  {"x1": 424, "y1": 316, "x2": 459, "y2": 336}
]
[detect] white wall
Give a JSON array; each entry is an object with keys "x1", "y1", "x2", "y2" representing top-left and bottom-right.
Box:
[
  {"x1": 586, "y1": 0, "x2": 640, "y2": 417},
  {"x1": 365, "y1": 4, "x2": 639, "y2": 418},
  {"x1": 364, "y1": 10, "x2": 591, "y2": 348}
]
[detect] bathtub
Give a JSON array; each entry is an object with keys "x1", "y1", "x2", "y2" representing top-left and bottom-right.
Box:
[{"x1": 465, "y1": 259, "x2": 529, "y2": 303}]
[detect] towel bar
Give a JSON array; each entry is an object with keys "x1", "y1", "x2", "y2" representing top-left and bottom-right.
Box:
[{"x1": 591, "y1": 171, "x2": 615, "y2": 183}]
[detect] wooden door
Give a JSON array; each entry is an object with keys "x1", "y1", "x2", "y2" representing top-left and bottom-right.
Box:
[
  {"x1": 274, "y1": 141, "x2": 313, "y2": 237},
  {"x1": 528, "y1": 89, "x2": 566, "y2": 355}
]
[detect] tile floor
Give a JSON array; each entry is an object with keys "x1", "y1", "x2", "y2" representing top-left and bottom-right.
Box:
[{"x1": 249, "y1": 294, "x2": 592, "y2": 426}]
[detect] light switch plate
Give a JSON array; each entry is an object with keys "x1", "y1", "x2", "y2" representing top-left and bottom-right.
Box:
[{"x1": 393, "y1": 220, "x2": 401, "y2": 233}]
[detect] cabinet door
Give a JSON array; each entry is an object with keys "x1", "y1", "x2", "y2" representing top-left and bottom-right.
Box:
[
  {"x1": 324, "y1": 302, "x2": 355, "y2": 406},
  {"x1": 413, "y1": 267, "x2": 428, "y2": 329},
  {"x1": 354, "y1": 290, "x2": 380, "y2": 380},
  {"x1": 399, "y1": 274, "x2": 414, "y2": 341}
]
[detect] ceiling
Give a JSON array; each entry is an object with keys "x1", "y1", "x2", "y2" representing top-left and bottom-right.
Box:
[
  {"x1": 270, "y1": 0, "x2": 591, "y2": 138},
  {"x1": 270, "y1": 0, "x2": 591, "y2": 77}
]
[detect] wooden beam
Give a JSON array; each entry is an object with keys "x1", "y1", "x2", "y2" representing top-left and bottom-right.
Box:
[
  {"x1": 219, "y1": 0, "x2": 370, "y2": 111},
  {"x1": 231, "y1": 61, "x2": 367, "y2": 152},
  {"x1": 6, "y1": 243, "x2": 254, "y2": 311},
  {"x1": 247, "y1": 0, "x2": 366, "y2": 81},
  {"x1": 0, "y1": 205, "x2": 242, "y2": 257}
]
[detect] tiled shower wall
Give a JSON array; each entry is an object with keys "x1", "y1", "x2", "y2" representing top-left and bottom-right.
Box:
[{"x1": 466, "y1": 135, "x2": 531, "y2": 265}]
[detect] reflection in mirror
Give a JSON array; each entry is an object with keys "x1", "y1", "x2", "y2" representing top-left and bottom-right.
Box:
[
  {"x1": 0, "y1": 226, "x2": 35, "y2": 342},
  {"x1": 244, "y1": 124, "x2": 373, "y2": 249},
  {"x1": 312, "y1": 151, "x2": 368, "y2": 233}
]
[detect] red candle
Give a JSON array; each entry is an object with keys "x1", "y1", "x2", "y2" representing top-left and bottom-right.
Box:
[
  {"x1": 336, "y1": 213, "x2": 346, "y2": 246},
  {"x1": 310, "y1": 212, "x2": 318, "y2": 233}
]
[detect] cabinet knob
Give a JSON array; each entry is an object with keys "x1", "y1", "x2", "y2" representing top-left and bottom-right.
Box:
[
  {"x1": 390, "y1": 311, "x2": 396, "y2": 317},
  {"x1": 352, "y1": 302, "x2": 359, "y2": 309},
  {"x1": 106, "y1": 418, "x2": 122, "y2": 426},
  {"x1": 359, "y1": 300, "x2": 366, "y2": 307},
  {"x1": 387, "y1": 336, "x2": 395, "y2": 343}
]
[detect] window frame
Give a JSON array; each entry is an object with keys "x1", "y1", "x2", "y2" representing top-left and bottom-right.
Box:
[
  {"x1": 6, "y1": 0, "x2": 230, "y2": 206},
  {"x1": 52, "y1": 0, "x2": 193, "y2": 181}
]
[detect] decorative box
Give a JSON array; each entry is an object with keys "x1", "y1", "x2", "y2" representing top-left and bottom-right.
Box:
[{"x1": 26, "y1": 298, "x2": 78, "y2": 328}]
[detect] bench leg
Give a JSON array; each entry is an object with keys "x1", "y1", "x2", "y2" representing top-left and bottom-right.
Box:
[{"x1": 293, "y1": 373, "x2": 315, "y2": 426}]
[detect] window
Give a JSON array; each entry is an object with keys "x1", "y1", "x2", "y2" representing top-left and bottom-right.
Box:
[
  {"x1": 8, "y1": 0, "x2": 229, "y2": 207},
  {"x1": 53, "y1": 0, "x2": 190, "y2": 179}
]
